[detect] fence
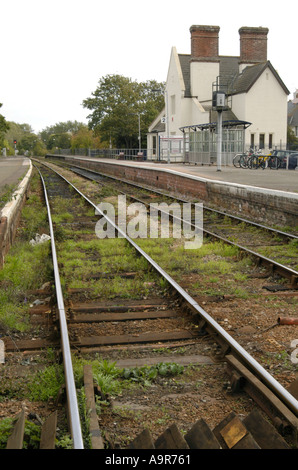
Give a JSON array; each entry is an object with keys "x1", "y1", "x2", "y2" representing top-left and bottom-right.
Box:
[
  {"x1": 50, "y1": 141, "x2": 292, "y2": 166},
  {"x1": 57, "y1": 148, "x2": 148, "y2": 160}
]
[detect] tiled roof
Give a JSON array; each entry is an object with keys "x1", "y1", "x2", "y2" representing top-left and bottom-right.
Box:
[
  {"x1": 178, "y1": 54, "x2": 191, "y2": 97},
  {"x1": 288, "y1": 103, "x2": 298, "y2": 126},
  {"x1": 178, "y1": 55, "x2": 290, "y2": 97},
  {"x1": 218, "y1": 56, "x2": 240, "y2": 85},
  {"x1": 150, "y1": 120, "x2": 165, "y2": 133}
]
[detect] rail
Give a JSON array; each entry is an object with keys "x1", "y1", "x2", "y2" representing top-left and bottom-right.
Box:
[
  {"x1": 59, "y1": 163, "x2": 298, "y2": 285},
  {"x1": 36, "y1": 161, "x2": 298, "y2": 417},
  {"x1": 35, "y1": 165, "x2": 84, "y2": 449}
]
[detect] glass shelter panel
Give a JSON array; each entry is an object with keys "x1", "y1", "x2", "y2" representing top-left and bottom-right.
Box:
[{"x1": 182, "y1": 123, "x2": 246, "y2": 165}]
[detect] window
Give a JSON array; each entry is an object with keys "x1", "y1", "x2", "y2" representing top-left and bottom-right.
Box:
[
  {"x1": 250, "y1": 133, "x2": 255, "y2": 149},
  {"x1": 152, "y1": 136, "x2": 156, "y2": 154},
  {"x1": 259, "y1": 134, "x2": 265, "y2": 149},
  {"x1": 171, "y1": 95, "x2": 176, "y2": 115},
  {"x1": 269, "y1": 134, "x2": 273, "y2": 149}
]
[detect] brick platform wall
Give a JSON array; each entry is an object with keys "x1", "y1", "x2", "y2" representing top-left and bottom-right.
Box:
[{"x1": 50, "y1": 156, "x2": 298, "y2": 227}]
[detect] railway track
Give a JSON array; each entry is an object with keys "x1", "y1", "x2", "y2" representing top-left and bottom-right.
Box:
[
  {"x1": 1, "y1": 160, "x2": 298, "y2": 449},
  {"x1": 46, "y1": 159, "x2": 298, "y2": 285}
]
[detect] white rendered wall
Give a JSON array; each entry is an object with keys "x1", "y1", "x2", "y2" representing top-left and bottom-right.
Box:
[
  {"x1": 232, "y1": 67, "x2": 288, "y2": 150},
  {"x1": 190, "y1": 61, "x2": 219, "y2": 102}
]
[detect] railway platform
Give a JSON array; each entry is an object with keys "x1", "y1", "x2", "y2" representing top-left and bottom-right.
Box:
[
  {"x1": 50, "y1": 156, "x2": 298, "y2": 194},
  {"x1": 46, "y1": 155, "x2": 298, "y2": 227},
  {"x1": 0, "y1": 156, "x2": 30, "y2": 193},
  {"x1": 94, "y1": 158, "x2": 298, "y2": 193},
  {"x1": 0, "y1": 157, "x2": 32, "y2": 267},
  {"x1": 145, "y1": 161, "x2": 298, "y2": 193}
]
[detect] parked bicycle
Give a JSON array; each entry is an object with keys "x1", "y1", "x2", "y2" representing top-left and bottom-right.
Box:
[
  {"x1": 233, "y1": 149, "x2": 254, "y2": 168},
  {"x1": 232, "y1": 153, "x2": 244, "y2": 167},
  {"x1": 240, "y1": 149, "x2": 262, "y2": 168},
  {"x1": 248, "y1": 154, "x2": 280, "y2": 170}
]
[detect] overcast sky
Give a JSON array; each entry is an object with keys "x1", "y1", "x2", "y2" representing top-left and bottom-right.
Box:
[{"x1": 1, "y1": 0, "x2": 297, "y2": 134}]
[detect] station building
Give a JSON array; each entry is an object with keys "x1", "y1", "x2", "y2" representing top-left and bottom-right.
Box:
[{"x1": 147, "y1": 25, "x2": 290, "y2": 164}]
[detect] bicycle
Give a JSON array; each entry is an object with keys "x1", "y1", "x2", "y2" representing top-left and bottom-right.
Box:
[
  {"x1": 239, "y1": 153, "x2": 252, "y2": 168},
  {"x1": 239, "y1": 148, "x2": 258, "y2": 168},
  {"x1": 233, "y1": 150, "x2": 253, "y2": 168},
  {"x1": 232, "y1": 153, "x2": 243, "y2": 168},
  {"x1": 249, "y1": 154, "x2": 280, "y2": 170}
]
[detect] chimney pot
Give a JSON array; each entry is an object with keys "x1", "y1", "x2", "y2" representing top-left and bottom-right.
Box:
[
  {"x1": 190, "y1": 25, "x2": 220, "y2": 61},
  {"x1": 239, "y1": 26, "x2": 269, "y2": 64}
]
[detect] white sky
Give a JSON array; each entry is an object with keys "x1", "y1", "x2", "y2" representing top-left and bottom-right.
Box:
[{"x1": 0, "y1": 0, "x2": 297, "y2": 134}]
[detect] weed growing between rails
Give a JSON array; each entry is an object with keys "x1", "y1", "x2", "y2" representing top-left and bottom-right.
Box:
[{"x1": 94, "y1": 195, "x2": 203, "y2": 250}]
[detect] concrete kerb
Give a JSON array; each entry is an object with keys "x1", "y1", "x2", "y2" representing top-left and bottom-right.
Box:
[
  {"x1": 109, "y1": 160, "x2": 298, "y2": 201},
  {"x1": 0, "y1": 160, "x2": 33, "y2": 267}
]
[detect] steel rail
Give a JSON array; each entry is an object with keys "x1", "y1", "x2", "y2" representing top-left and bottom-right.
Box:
[
  {"x1": 63, "y1": 162, "x2": 298, "y2": 241},
  {"x1": 62, "y1": 164, "x2": 298, "y2": 284},
  {"x1": 37, "y1": 162, "x2": 298, "y2": 418},
  {"x1": 35, "y1": 166, "x2": 84, "y2": 449},
  {"x1": 123, "y1": 192, "x2": 298, "y2": 282}
]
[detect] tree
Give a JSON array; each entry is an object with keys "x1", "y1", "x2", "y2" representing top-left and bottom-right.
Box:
[
  {"x1": 82, "y1": 75, "x2": 165, "y2": 148},
  {"x1": 0, "y1": 104, "x2": 10, "y2": 149},
  {"x1": 40, "y1": 121, "x2": 86, "y2": 149},
  {"x1": 71, "y1": 125, "x2": 106, "y2": 150},
  {"x1": 19, "y1": 134, "x2": 38, "y2": 152},
  {"x1": 4, "y1": 121, "x2": 35, "y2": 155},
  {"x1": 47, "y1": 133, "x2": 71, "y2": 150},
  {"x1": 287, "y1": 125, "x2": 298, "y2": 150}
]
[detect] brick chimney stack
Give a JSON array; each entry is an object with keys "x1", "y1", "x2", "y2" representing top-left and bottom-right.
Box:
[
  {"x1": 239, "y1": 26, "x2": 269, "y2": 64},
  {"x1": 190, "y1": 25, "x2": 220, "y2": 61}
]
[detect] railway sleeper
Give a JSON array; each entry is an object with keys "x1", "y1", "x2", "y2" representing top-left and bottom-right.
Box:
[
  {"x1": 225, "y1": 355, "x2": 298, "y2": 444},
  {"x1": 128, "y1": 409, "x2": 291, "y2": 449},
  {"x1": 4, "y1": 405, "x2": 291, "y2": 449},
  {"x1": 5, "y1": 409, "x2": 58, "y2": 449}
]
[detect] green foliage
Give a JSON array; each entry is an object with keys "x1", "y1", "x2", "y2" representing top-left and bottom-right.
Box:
[
  {"x1": 0, "y1": 240, "x2": 52, "y2": 331},
  {"x1": 121, "y1": 362, "x2": 184, "y2": 386},
  {"x1": 92, "y1": 360, "x2": 124, "y2": 397},
  {"x1": 0, "y1": 103, "x2": 9, "y2": 147},
  {"x1": 0, "y1": 241, "x2": 52, "y2": 291},
  {"x1": 23, "y1": 421, "x2": 41, "y2": 449},
  {"x1": 56, "y1": 434, "x2": 73, "y2": 449},
  {"x1": 0, "y1": 418, "x2": 41, "y2": 449},
  {"x1": 77, "y1": 387, "x2": 92, "y2": 448},
  {"x1": 47, "y1": 132, "x2": 71, "y2": 150},
  {"x1": 3, "y1": 121, "x2": 42, "y2": 155},
  {"x1": 0, "y1": 418, "x2": 13, "y2": 448},
  {"x1": 94, "y1": 372, "x2": 124, "y2": 397},
  {"x1": 0, "y1": 171, "x2": 52, "y2": 331},
  {"x1": 82, "y1": 74, "x2": 165, "y2": 148},
  {"x1": 287, "y1": 125, "x2": 298, "y2": 150},
  {"x1": 18, "y1": 200, "x2": 48, "y2": 241},
  {"x1": 71, "y1": 126, "x2": 105, "y2": 150},
  {"x1": 0, "y1": 183, "x2": 16, "y2": 208},
  {"x1": 27, "y1": 364, "x2": 65, "y2": 401},
  {"x1": 39, "y1": 121, "x2": 86, "y2": 150}
]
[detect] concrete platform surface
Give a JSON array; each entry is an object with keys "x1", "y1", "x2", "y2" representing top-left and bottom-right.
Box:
[
  {"x1": 88, "y1": 158, "x2": 298, "y2": 194},
  {"x1": 0, "y1": 156, "x2": 30, "y2": 193}
]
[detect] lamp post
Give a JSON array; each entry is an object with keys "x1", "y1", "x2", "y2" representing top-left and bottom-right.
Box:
[
  {"x1": 213, "y1": 91, "x2": 226, "y2": 172},
  {"x1": 217, "y1": 109, "x2": 223, "y2": 172},
  {"x1": 129, "y1": 112, "x2": 141, "y2": 153},
  {"x1": 138, "y1": 113, "x2": 141, "y2": 153}
]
